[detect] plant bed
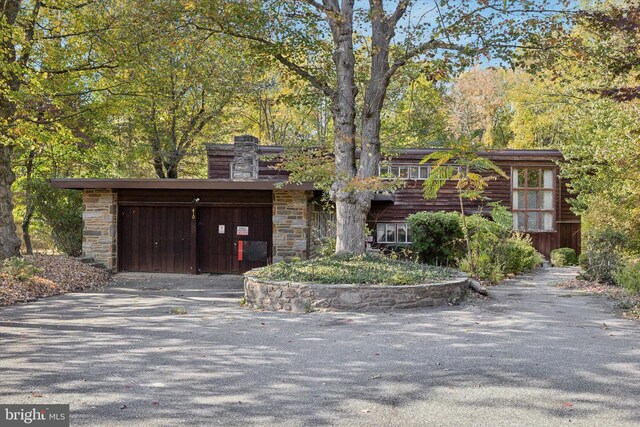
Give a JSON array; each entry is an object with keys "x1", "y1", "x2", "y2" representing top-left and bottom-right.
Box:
[
  {"x1": 0, "y1": 255, "x2": 111, "y2": 306},
  {"x1": 244, "y1": 255, "x2": 468, "y2": 312}
]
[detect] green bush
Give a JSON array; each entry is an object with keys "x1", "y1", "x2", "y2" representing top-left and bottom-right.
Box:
[
  {"x1": 498, "y1": 233, "x2": 544, "y2": 274},
  {"x1": 31, "y1": 181, "x2": 83, "y2": 257},
  {"x1": 407, "y1": 211, "x2": 464, "y2": 265},
  {"x1": 550, "y1": 248, "x2": 578, "y2": 267},
  {"x1": 487, "y1": 202, "x2": 513, "y2": 239},
  {"x1": 2, "y1": 257, "x2": 42, "y2": 281},
  {"x1": 459, "y1": 214, "x2": 542, "y2": 283},
  {"x1": 579, "y1": 227, "x2": 627, "y2": 284},
  {"x1": 615, "y1": 260, "x2": 640, "y2": 294},
  {"x1": 578, "y1": 253, "x2": 589, "y2": 270},
  {"x1": 460, "y1": 252, "x2": 505, "y2": 284}
]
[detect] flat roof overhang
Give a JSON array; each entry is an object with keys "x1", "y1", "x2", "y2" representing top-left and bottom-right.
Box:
[{"x1": 50, "y1": 178, "x2": 315, "y2": 191}]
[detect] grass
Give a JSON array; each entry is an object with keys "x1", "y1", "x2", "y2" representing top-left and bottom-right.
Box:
[{"x1": 246, "y1": 254, "x2": 458, "y2": 286}]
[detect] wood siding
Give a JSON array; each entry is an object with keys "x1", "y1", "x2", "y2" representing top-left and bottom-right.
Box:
[
  {"x1": 197, "y1": 206, "x2": 272, "y2": 274},
  {"x1": 367, "y1": 151, "x2": 581, "y2": 258},
  {"x1": 119, "y1": 206, "x2": 194, "y2": 273},
  {"x1": 118, "y1": 190, "x2": 272, "y2": 274}
]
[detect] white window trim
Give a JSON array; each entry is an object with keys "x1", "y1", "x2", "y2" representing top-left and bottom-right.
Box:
[
  {"x1": 376, "y1": 223, "x2": 411, "y2": 244},
  {"x1": 511, "y1": 168, "x2": 556, "y2": 232}
]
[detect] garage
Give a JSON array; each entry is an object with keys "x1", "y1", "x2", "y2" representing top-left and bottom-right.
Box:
[{"x1": 117, "y1": 189, "x2": 272, "y2": 274}]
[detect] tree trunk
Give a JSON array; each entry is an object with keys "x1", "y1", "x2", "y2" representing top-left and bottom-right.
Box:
[
  {"x1": 327, "y1": 1, "x2": 360, "y2": 255},
  {"x1": 334, "y1": 192, "x2": 370, "y2": 255},
  {"x1": 0, "y1": 1, "x2": 23, "y2": 261},
  {"x1": 22, "y1": 205, "x2": 34, "y2": 255},
  {"x1": 22, "y1": 149, "x2": 36, "y2": 255},
  {"x1": 0, "y1": 145, "x2": 22, "y2": 260}
]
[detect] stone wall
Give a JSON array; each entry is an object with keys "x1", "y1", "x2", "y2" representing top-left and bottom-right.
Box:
[
  {"x1": 272, "y1": 190, "x2": 311, "y2": 262},
  {"x1": 244, "y1": 276, "x2": 469, "y2": 312},
  {"x1": 82, "y1": 189, "x2": 117, "y2": 270}
]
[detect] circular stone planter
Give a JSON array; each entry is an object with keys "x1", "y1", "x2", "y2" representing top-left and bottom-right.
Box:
[{"x1": 243, "y1": 275, "x2": 469, "y2": 312}]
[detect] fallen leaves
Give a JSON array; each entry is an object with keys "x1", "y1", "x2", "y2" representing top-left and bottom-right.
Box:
[
  {"x1": 557, "y1": 279, "x2": 640, "y2": 320},
  {"x1": 0, "y1": 255, "x2": 111, "y2": 306}
]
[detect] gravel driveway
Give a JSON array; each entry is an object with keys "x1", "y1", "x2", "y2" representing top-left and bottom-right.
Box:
[{"x1": 1, "y1": 268, "x2": 639, "y2": 426}]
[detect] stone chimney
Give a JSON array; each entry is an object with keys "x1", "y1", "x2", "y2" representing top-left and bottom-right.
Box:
[{"x1": 232, "y1": 135, "x2": 259, "y2": 180}]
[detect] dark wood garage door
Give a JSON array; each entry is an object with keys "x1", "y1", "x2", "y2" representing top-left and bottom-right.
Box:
[
  {"x1": 197, "y1": 206, "x2": 272, "y2": 274},
  {"x1": 119, "y1": 205, "x2": 271, "y2": 274},
  {"x1": 119, "y1": 206, "x2": 195, "y2": 273}
]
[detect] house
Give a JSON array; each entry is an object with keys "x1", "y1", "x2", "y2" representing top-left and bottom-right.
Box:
[{"x1": 51, "y1": 135, "x2": 580, "y2": 274}]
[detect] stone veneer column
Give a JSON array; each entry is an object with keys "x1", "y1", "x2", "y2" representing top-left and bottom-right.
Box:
[
  {"x1": 232, "y1": 135, "x2": 259, "y2": 179},
  {"x1": 272, "y1": 190, "x2": 311, "y2": 262},
  {"x1": 82, "y1": 189, "x2": 117, "y2": 271}
]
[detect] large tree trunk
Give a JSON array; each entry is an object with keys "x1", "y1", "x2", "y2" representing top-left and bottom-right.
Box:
[
  {"x1": 326, "y1": 0, "x2": 361, "y2": 255},
  {"x1": 329, "y1": 1, "x2": 404, "y2": 254},
  {"x1": 0, "y1": 146, "x2": 22, "y2": 260},
  {"x1": 0, "y1": 0, "x2": 24, "y2": 261}
]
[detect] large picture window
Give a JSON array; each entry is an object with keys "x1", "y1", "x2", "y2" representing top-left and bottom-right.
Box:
[
  {"x1": 512, "y1": 168, "x2": 555, "y2": 232},
  {"x1": 376, "y1": 223, "x2": 410, "y2": 244}
]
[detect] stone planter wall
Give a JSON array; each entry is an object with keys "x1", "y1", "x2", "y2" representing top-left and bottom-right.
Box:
[{"x1": 244, "y1": 275, "x2": 469, "y2": 312}]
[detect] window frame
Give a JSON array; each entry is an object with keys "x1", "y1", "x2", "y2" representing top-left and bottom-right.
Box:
[
  {"x1": 511, "y1": 167, "x2": 556, "y2": 232},
  {"x1": 378, "y1": 163, "x2": 462, "y2": 181},
  {"x1": 375, "y1": 223, "x2": 411, "y2": 244},
  {"x1": 379, "y1": 164, "x2": 430, "y2": 180}
]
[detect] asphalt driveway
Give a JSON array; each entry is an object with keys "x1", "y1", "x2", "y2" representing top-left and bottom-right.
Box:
[{"x1": 1, "y1": 268, "x2": 639, "y2": 426}]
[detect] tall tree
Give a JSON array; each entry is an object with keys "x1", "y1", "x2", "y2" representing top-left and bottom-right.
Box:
[
  {"x1": 512, "y1": 1, "x2": 640, "y2": 248},
  {"x1": 447, "y1": 67, "x2": 514, "y2": 147},
  {"x1": 0, "y1": 0, "x2": 23, "y2": 259},
  {"x1": 198, "y1": 0, "x2": 570, "y2": 255},
  {"x1": 99, "y1": 0, "x2": 252, "y2": 179},
  {"x1": 0, "y1": 0, "x2": 117, "y2": 260}
]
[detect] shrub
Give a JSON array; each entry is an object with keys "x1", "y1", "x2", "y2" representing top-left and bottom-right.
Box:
[
  {"x1": 578, "y1": 253, "x2": 589, "y2": 270},
  {"x1": 461, "y1": 252, "x2": 505, "y2": 284},
  {"x1": 31, "y1": 181, "x2": 83, "y2": 257},
  {"x1": 498, "y1": 233, "x2": 544, "y2": 274},
  {"x1": 313, "y1": 236, "x2": 336, "y2": 258},
  {"x1": 615, "y1": 260, "x2": 640, "y2": 294},
  {"x1": 408, "y1": 211, "x2": 464, "y2": 265},
  {"x1": 460, "y1": 215, "x2": 542, "y2": 283},
  {"x1": 550, "y1": 248, "x2": 578, "y2": 267},
  {"x1": 579, "y1": 227, "x2": 627, "y2": 284},
  {"x1": 2, "y1": 257, "x2": 42, "y2": 281},
  {"x1": 487, "y1": 202, "x2": 513, "y2": 239}
]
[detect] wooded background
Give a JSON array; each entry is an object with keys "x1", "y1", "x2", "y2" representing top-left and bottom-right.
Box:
[{"x1": 1, "y1": 0, "x2": 638, "y2": 258}]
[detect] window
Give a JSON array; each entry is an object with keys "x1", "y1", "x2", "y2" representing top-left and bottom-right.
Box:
[
  {"x1": 376, "y1": 223, "x2": 410, "y2": 243},
  {"x1": 379, "y1": 164, "x2": 430, "y2": 180},
  {"x1": 512, "y1": 168, "x2": 555, "y2": 232}
]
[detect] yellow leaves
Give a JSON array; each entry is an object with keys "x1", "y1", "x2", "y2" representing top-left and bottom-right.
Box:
[
  {"x1": 344, "y1": 175, "x2": 399, "y2": 193},
  {"x1": 181, "y1": 1, "x2": 196, "y2": 11}
]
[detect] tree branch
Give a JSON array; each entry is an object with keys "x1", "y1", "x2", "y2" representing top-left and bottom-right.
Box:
[
  {"x1": 195, "y1": 24, "x2": 336, "y2": 98},
  {"x1": 388, "y1": 0, "x2": 410, "y2": 25},
  {"x1": 38, "y1": 62, "x2": 117, "y2": 75},
  {"x1": 387, "y1": 40, "x2": 472, "y2": 79}
]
